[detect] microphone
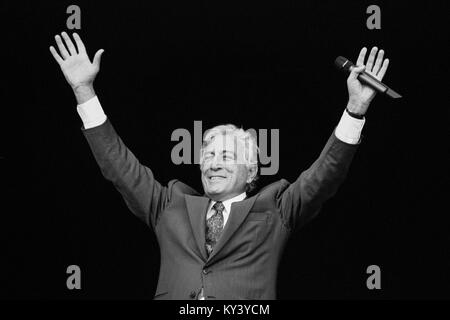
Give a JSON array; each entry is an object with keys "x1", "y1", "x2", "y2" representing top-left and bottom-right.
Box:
[{"x1": 335, "y1": 56, "x2": 402, "y2": 99}]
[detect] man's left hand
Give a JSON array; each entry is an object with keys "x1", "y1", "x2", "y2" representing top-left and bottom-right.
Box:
[{"x1": 346, "y1": 46, "x2": 390, "y2": 115}]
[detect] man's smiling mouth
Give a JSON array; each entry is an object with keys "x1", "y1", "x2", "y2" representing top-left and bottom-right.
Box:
[{"x1": 208, "y1": 175, "x2": 226, "y2": 181}]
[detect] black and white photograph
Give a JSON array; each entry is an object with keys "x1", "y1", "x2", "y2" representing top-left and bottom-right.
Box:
[{"x1": 1, "y1": 0, "x2": 448, "y2": 308}]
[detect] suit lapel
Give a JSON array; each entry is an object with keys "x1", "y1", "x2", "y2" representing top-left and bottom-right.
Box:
[
  {"x1": 185, "y1": 194, "x2": 210, "y2": 261},
  {"x1": 206, "y1": 195, "x2": 257, "y2": 264}
]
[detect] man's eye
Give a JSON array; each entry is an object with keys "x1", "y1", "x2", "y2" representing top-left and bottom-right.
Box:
[{"x1": 223, "y1": 154, "x2": 234, "y2": 161}]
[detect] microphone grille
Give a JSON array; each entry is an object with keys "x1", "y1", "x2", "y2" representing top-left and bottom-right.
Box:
[{"x1": 335, "y1": 56, "x2": 353, "y2": 71}]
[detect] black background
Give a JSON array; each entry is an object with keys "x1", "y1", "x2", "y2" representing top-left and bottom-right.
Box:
[{"x1": 1, "y1": 0, "x2": 448, "y2": 299}]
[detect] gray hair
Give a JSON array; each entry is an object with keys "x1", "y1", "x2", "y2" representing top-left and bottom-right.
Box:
[{"x1": 199, "y1": 124, "x2": 259, "y2": 192}]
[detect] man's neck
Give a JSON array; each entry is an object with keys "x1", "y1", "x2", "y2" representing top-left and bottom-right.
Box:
[{"x1": 212, "y1": 192, "x2": 246, "y2": 203}]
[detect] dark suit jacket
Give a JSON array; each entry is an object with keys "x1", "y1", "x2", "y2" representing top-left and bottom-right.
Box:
[{"x1": 82, "y1": 119, "x2": 359, "y2": 300}]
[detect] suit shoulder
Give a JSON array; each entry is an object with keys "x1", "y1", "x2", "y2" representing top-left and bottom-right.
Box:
[
  {"x1": 167, "y1": 179, "x2": 201, "y2": 197},
  {"x1": 251, "y1": 179, "x2": 291, "y2": 211},
  {"x1": 256, "y1": 178, "x2": 291, "y2": 197}
]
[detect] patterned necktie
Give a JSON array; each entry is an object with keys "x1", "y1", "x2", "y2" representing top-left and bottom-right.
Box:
[{"x1": 205, "y1": 201, "x2": 225, "y2": 256}]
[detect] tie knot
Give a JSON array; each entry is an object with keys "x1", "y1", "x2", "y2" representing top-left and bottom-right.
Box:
[{"x1": 212, "y1": 201, "x2": 225, "y2": 214}]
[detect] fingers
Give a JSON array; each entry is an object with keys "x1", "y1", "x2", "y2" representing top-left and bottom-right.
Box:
[
  {"x1": 54, "y1": 34, "x2": 70, "y2": 59},
  {"x1": 93, "y1": 49, "x2": 105, "y2": 68},
  {"x1": 356, "y1": 47, "x2": 367, "y2": 66},
  {"x1": 61, "y1": 32, "x2": 77, "y2": 55},
  {"x1": 356, "y1": 46, "x2": 389, "y2": 79},
  {"x1": 51, "y1": 31, "x2": 87, "y2": 63},
  {"x1": 49, "y1": 46, "x2": 63, "y2": 65},
  {"x1": 366, "y1": 46, "x2": 378, "y2": 71},
  {"x1": 72, "y1": 32, "x2": 86, "y2": 54},
  {"x1": 372, "y1": 49, "x2": 384, "y2": 75},
  {"x1": 377, "y1": 58, "x2": 389, "y2": 80}
]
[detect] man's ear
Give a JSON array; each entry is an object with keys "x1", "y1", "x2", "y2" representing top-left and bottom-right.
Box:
[{"x1": 246, "y1": 165, "x2": 257, "y2": 183}]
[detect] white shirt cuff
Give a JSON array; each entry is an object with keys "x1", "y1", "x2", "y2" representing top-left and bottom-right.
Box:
[
  {"x1": 334, "y1": 109, "x2": 365, "y2": 144},
  {"x1": 76, "y1": 96, "x2": 107, "y2": 129}
]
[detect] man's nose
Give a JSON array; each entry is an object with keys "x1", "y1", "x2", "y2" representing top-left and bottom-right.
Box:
[{"x1": 210, "y1": 155, "x2": 224, "y2": 169}]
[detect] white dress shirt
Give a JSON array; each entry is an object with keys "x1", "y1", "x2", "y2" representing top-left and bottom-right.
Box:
[{"x1": 206, "y1": 192, "x2": 247, "y2": 226}]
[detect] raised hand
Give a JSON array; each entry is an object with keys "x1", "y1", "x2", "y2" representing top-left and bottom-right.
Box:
[
  {"x1": 346, "y1": 46, "x2": 389, "y2": 115},
  {"x1": 50, "y1": 32, "x2": 104, "y2": 104}
]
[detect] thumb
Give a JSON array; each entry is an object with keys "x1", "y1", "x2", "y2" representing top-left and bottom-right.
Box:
[
  {"x1": 347, "y1": 65, "x2": 365, "y2": 82},
  {"x1": 93, "y1": 49, "x2": 104, "y2": 68}
]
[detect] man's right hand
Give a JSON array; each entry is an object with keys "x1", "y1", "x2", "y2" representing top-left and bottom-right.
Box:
[{"x1": 50, "y1": 32, "x2": 104, "y2": 104}]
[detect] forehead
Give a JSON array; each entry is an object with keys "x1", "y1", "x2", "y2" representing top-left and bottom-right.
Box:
[{"x1": 204, "y1": 134, "x2": 244, "y2": 153}]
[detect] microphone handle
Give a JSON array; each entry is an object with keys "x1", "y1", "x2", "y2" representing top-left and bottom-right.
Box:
[{"x1": 357, "y1": 72, "x2": 387, "y2": 93}]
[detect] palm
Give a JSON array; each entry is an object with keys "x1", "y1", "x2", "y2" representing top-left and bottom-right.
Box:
[
  {"x1": 350, "y1": 78, "x2": 376, "y2": 102},
  {"x1": 50, "y1": 32, "x2": 103, "y2": 89},
  {"x1": 61, "y1": 54, "x2": 96, "y2": 87}
]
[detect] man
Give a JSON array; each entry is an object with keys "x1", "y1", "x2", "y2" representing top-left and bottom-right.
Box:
[{"x1": 49, "y1": 32, "x2": 389, "y2": 299}]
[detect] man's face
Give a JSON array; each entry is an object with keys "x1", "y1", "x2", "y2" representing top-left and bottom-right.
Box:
[{"x1": 201, "y1": 134, "x2": 251, "y2": 201}]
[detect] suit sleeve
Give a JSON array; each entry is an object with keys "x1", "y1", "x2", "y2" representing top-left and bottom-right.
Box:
[
  {"x1": 278, "y1": 129, "x2": 359, "y2": 231},
  {"x1": 82, "y1": 118, "x2": 170, "y2": 230}
]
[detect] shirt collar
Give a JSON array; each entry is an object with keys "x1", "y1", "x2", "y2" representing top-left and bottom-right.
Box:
[{"x1": 209, "y1": 192, "x2": 247, "y2": 214}]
